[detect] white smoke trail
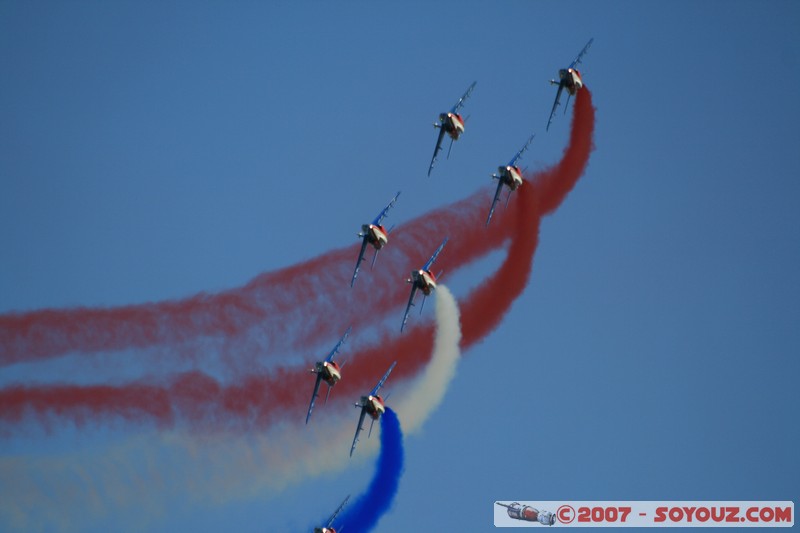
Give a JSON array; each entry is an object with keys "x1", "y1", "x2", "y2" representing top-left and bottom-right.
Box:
[
  {"x1": 393, "y1": 285, "x2": 461, "y2": 433},
  {"x1": 0, "y1": 286, "x2": 463, "y2": 531}
]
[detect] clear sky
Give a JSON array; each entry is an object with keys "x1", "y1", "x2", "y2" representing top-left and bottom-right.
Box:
[{"x1": 1, "y1": 2, "x2": 799, "y2": 532}]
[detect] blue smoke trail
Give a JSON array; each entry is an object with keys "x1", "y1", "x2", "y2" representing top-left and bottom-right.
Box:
[{"x1": 332, "y1": 407, "x2": 404, "y2": 532}]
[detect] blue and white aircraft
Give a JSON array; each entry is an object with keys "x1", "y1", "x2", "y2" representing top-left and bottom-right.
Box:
[
  {"x1": 351, "y1": 191, "x2": 401, "y2": 288},
  {"x1": 547, "y1": 38, "x2": 594, "y2": 131},
  {"x1": 314, "y1": 494, "x2": 350, "y2": 533},
  {"x1": 350, "y1": 361, "x2": 397, "y2": 457},
  {"x1": 306, "y1": 326, "x2": 352, "y2": 424},
  {"x1": 400, "y1": 238, "x2": 448, "y2": 333},
  {"x1": 486, "y1": 134, "x2": 536, "y2": 226},
  {"x1": 428, "y1": 81, "x2": 477, "y2": 176}
]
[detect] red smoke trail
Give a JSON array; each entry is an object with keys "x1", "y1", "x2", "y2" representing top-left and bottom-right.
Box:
[
  {"x1": 461, "y1": 88, "x2": 596, "y2": 346},
  {"x1": 0, "y1": 87, "x2": 594, "y2": 369},
  {"x1": 0, "y1": 90, "x2": 595, "y2": 431},
  {"x1": 0, "y1": 191, "x2": 500, "y2": 368}
]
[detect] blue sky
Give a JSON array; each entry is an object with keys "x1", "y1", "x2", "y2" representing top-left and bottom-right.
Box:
[{"x1": 1, "y1": 2, "x2": 798, "y2": 531}]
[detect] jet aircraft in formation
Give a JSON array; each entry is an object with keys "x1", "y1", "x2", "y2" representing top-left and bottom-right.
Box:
[
  {"x1": 351, "y1": 191, "x2": 401, "y2": 288},
  {"x1": 306, "y1": 326, "x2": 352, "y2": 424},
  {"x1": 306, "y1": 39, "x2": 592, "y2": 463},
  {"x1": 350, "y1": 361, "x2": 396, "y2": 457},
  {"x1": 400, "y1": 238, "x2": 448, "y2": 333},
  {"x1": 428, "y1": 81, "x2": 477, "y2": 176},
  {"x1": 314, "y1": 494, "x2": 350, "y2": 533},
  {"x1": 486, "y1": 133, "x2": 536, "y2": 226},
  {"x1": 547, "y1": 38, "x2": 593, "y2": 131}
]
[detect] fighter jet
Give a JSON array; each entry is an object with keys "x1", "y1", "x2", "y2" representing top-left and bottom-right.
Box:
[
  {"x1": 350, "y1": 361, "x2": 396, "y2": 457},
  {"x1": 306, "y1": 327, "x2": 352, "y2": 424},
  {"x1": 400, "y1": 238, "x2": 447, "y2": 333},
  {"x1": 314, "y1": 495, "x2": 350, "y2": 533},
  {"x1": 486, "y1": 134, "x2": 535, "y2": 226},
  {"x1": 428, "y1": 81, "x2": 477, "y2": 176},
  {"x1": 351, "y1": 191, "x2": 401, "y2": 288},
  {"x1": 547, "y1": 38, "x2": 594, "y2": 131}
]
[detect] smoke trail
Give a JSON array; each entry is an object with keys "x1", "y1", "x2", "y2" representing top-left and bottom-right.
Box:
[
  {"x1": 0, "y1": 287, "x2": 462, "y2": 530},
  {"x1": 333, "y1": 407, "x2": 403, "y2": 533},
  {"x1": 0, "y1": 89, "x2": 595, "y2": 431},
  {"x1": 0, "y1": 192, "x2": 499, "y2": 368},
  {"x1": 461, "y1": 87, "x2": 595, "y2": 347},
  {"x1": 0, "y1": 87, "x2": 594, "y2": 369},
  {"x1": 394, "y1": 285, "x2": 460, "y2": 433}
]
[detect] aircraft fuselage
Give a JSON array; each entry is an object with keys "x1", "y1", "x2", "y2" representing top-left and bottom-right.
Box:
[
  {"x1": 315, "y1": 360, "x2": 342, "y2": 386},
  {"x1": 498, "y1": 165, "x2": 524, "y2": 191},
  {"x1": 362, "y1": 394, "x2": 386, "y2": 420},
  {"x1": 411, "y1": 269, "x2": 437, "y2": 296},
  {"x1": 362, "y1": 223, "x2": 389, "y2": 250},
  {"x1": 440, "y1": 112, "x2": 466, "y2": 140},
  {"x1": 559, "y1": 67, "x2": 584, "y2": 95}
]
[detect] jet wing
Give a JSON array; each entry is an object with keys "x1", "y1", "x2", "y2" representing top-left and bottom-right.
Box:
[
  {"x1": 486, "y1": 179, "x2": 505, "y2": 227},
  {"x1": 508, "y1": 134, "x2": 536, "y2": 167},
  {"x1": 305, "y1": 373, "x2": 324, "y2": 424},
  {"x1": 423, "y1": 237, "x2": 448, "y2": 271},
  {"x1": 326, "y1": 326, "x2": 352, "y2": 362},
  {"x1": 569, "y1": 37, "x2": 594, "y2": 69},
  {"x1": 428, "y1": 127, "x2": 447, "y2": 176},
  {"x1": 450, "y1": 80, "x2": 477, "y2": 114},
  {"x1": 372, "y1": 190, "x2": 401, "y2": 226},
  {"x1": 546, "y1": 83, "x2": 565, "y2": 132},
  {"x1": 326, "y1": 495, "x2": 350, "y2": 528},
  {"x1": 400, "y1": 284, "x2": 418, "y2": 332},
  {"x1": 350, "y1": 407, "x2": 369, "y2": 457},
  {"x1": 370, "y1": 361, "x2": 397, "y2": 396},
  {"x1": 350, "y1": 237, "x2": 369, "y2": 287}
]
